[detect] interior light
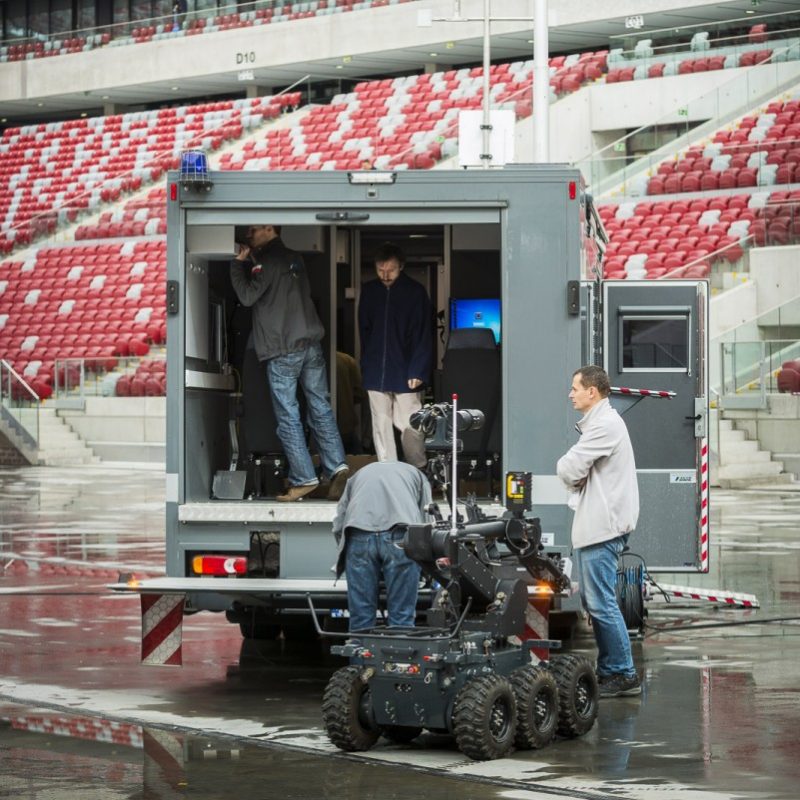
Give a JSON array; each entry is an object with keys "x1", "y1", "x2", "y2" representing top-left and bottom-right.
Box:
[
  {"x1": 171, "y1": 86, "x2": 179, "y2": 91},
  {"x1": 348, "y1": 171, "x2": 397, "y2": 185},
  {"x1": 335, "y1": 64, "x2": 343, "y2": 69},
  {"x1": 446, "y1": 41, "x2": 455, "y2": 49},
  {"x1": 745, "y1": 9, "x2": 755, "y2": 13},
  {"x1": 101, "y1": 95, "x2": 109, "y2": 100},
  {"x1": 430, "y1": 52, "x2": 438, "y2": 57}
]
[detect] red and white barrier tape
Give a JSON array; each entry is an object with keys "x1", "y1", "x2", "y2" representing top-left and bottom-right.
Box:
[
  {"x1": 141, "y1": 593, "x2": 184, "y2": 666},
  {"x1": 611, "y1": 386, "x2": 676, "y2": 399},
  {"x1": 10, "y1": 714, "x2": 143, "y2": 748},
  {"x1": 700, "y1": 439, "x2": 709, "y2": 572},
  {"x1": 654, "y1": 581, "x2": 759, "y2": 608}
]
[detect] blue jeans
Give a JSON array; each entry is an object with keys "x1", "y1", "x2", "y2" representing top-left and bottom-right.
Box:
[
  {"x1": 573, "y1": 534, "x2": 635, "y2": 679},
  {"x1": 345, "y1": 530, "x2": 421, "y2": 632},
  {"x1": 266, "y1": 342, "x2": 346, "y2": 487}
]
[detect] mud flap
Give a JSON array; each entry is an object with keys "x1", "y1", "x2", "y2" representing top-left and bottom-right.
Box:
[{"x1": 141, "y1": 594, "x2": 185, "y2": 666}]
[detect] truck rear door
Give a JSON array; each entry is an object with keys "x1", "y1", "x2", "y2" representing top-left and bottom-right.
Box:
[{"x1": 602, "y1": 280, "x2": 709, "y2": 572}]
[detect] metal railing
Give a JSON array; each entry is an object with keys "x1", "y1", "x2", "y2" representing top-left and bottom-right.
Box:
[{"x1": 0, "y1": 358, "x2": 40, "y2": 449}]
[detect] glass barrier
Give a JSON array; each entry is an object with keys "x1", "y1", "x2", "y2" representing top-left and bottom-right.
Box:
[
  {"x1": 577, "y1": 39, "x2": 800, "y2": 198},
  {"x1": 751, "y1": 199, "x2": 800, "y2": 248},
  {"x1": 0, "y1": 358, "x2": 39, "y2": 447},
  {"x1": 720, "y1": 339, "x2": 800, "y2": 398},
  {"x1": 54, "y1": 355, "x2": 166, "y2": 401}
]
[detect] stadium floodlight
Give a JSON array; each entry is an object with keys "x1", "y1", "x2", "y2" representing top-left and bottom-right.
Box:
[{"x1": 179, "y1": 149, "x2": 213, "y2": 191}]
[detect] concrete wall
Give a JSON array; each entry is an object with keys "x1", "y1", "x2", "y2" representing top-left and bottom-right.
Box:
[
  {"x1": 0, "y1": 0, "x2": 765, "y2": 108},
  {"x1": 0, "y1": 429, "x2": 27, "y2": 466}
]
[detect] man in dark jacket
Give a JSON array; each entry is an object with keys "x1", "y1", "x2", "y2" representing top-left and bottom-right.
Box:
[
  {"x1": 358, "y1": 243, "x2": 432, "y2": 469},
  {"x1": 230, "y1": 225, "x2": 348, "y2": 502}
]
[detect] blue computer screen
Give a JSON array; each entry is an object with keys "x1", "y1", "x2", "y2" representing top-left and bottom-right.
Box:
[{"x1": 449, "y1": 298, "x2": 501, "y2": 344}]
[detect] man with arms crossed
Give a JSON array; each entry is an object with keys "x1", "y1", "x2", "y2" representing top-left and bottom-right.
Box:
[{"x1": 557, "y1": 365, "x2": 641, "y2": 698}]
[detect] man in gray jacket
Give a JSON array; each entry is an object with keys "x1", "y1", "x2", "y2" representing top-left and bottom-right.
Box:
[
  {"x1": 231, "y1": 225, "x2": 348, "y2": 502},
  {"x1": 332, "y1": 461, "x2": 432, "y2": 631},
  {"x1": 557, "y1": 365, "x2": 641, "y2": 698}
]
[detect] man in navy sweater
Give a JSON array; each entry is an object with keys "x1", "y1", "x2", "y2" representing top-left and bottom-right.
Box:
[{"x1": 358, "y1": 243, "x2": 432, "y2": 469}]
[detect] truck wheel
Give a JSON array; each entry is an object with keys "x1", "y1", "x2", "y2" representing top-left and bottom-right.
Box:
[
  {"x1": 322, "y1": 665, "x2": 381, "y2": 751},
  {"x1": 452, "y1": 674, "x2": 517, "y2": 760},
  {"x1": 548, "y1": 654, "x2": 598, "y2": 737},
  {"x1": 510, "y1": 664, "x2": 559, "y2": 749},
  {"x1": 382, "y1": 725, "x2": 423, "y2": 744}
]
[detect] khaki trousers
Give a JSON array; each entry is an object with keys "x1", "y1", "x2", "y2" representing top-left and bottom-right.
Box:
[{"x1": 367, "y1": 390, "x2": 426, "y2": 468}]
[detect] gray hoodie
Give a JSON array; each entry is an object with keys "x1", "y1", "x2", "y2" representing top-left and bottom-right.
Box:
[
  {"x1": 229, "y1": 238, "x2": 324, "y2": 361},
  {"x1": 556, "y1": 397, "x2": 639, "y2": 550}
]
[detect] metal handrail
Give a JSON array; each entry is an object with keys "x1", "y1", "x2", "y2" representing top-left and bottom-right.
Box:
[{"x1": 1, "y1": 358, "x2": 40, "y2": 403}]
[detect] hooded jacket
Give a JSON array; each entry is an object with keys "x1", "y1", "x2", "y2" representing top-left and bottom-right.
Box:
[
  {"x1": 229, "y1": 238, "x2": 324, "y2": 361},
  {"x1": 556, "y1": 397, "x2": 639, "y2": 550},
  {"x1": 358, "y1": 272, "x2": 432, "y2": 393}
]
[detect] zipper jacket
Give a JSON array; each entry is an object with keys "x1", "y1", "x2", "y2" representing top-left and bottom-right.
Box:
[
  {"x1": 556, "y1": 397, "x2": 639, "y2": 550},
  {"x1": 358, "y1": 272, "x2": 433, "y2": 393}
]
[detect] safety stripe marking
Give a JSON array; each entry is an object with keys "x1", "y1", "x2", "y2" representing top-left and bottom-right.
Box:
[{"x1": 141, "y1": 594, "x2": 184, "y2": 666}]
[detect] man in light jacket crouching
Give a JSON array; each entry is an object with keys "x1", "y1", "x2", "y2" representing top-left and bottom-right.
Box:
[{"x1": 557, "y1": 365, "x2": 641, "y2": 698}]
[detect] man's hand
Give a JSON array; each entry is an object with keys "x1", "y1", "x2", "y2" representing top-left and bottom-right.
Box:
[
  {"x1": 408, "y1": 378, "x2": 422, "y2": 390},
  {"x1": 235, "y1": 244, "x2": 251, "y2": 262}
]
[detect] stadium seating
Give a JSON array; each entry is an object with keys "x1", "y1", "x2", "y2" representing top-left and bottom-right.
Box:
[
  {"x1": 0, "y1": 1, "x2": 417, "y2": 62},
  {"x1": 0, "y1": 94, "x2": 297, "y2": 254},
  {"x1": 597, "y1": 189, "x2": 800, "y2": 280},
  {"x1": 0, "y1": 238, "x2": 167, "y2": 397},
  {"x1": 645, "y1": 98, "x2": 800, "y2": 196},
  {"x1": 604, "y1": 22, "x2": 800, "y2": 84},
  {"x1": 777, "y1": 360, "x2": 800, "y2": 393},
  {"x1": 218, "y1": 54, "x2": 609, "y2": 172}
]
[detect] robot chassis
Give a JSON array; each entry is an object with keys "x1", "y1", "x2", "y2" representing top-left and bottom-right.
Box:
[{"x1": 317, "y1": 400, "x2": 600, "y2": 761}]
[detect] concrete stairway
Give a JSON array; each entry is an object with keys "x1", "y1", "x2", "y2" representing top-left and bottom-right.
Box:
[
  {"x1": 59, "y1": 397, "x2": 165, "y2": 464},
  {"x1": 717, "y1": 418, "x2": 793, "y2": 488},
  {"x1": 38, "y1": 407, "x2": 100, "y2": 466}
]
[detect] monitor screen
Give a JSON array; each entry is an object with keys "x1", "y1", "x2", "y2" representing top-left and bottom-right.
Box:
[{"x1": 449, "y1": 298, "x2": 501, "y2": 344}]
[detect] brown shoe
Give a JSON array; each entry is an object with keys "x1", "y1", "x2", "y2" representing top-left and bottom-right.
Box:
[
  {"x1": 327, "y1": 468, "x2": 350, "y2": 501},
  {"x1": 277, "y1": 483, "x2": 319, "y2": 502}
]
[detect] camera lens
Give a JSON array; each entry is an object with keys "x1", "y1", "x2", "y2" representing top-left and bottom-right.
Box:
[{"x1": 454, "y1": 408, "x2": 484, "y2": 432}]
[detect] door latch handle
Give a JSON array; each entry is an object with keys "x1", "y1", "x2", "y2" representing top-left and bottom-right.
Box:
[{"x1": 685, "y1": 414, "x2": 701, "y2": 420}]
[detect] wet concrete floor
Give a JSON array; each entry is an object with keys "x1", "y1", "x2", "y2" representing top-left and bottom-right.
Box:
[{"x1": 1, "y1": 465, "x2": 799, "y2": 799}]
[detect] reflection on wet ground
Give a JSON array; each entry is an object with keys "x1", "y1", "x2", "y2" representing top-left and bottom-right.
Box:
[{"x1": 1, "y1": 465, "x2": 800, "y2": 799}]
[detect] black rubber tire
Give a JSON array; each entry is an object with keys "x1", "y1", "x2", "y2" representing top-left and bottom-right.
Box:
[
  {"x1": 510, "y1": 664, "x2": 559, "y2": 749},
  {"x1": 321, "y1": 665, "x2": 381, "y2": 751},
  {"x1": 382, "y1": 725, "x2": 423, "y2": 744},
  {"x1": 452, "y1": 674, "x2": 517, "y2": 761},
  {"x1": 548, "y1": 654, "x2": 599, "y2": 738}
]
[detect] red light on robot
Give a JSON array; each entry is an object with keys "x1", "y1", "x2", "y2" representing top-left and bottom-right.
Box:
[
  {"x1": 568, "y1": 181, "x2": 577, "y2": 200},
  {"x1": 170, "y1": 183, "x2": 178, "y2": 201}
]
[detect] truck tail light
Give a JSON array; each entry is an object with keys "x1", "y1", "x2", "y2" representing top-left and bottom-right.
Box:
[
  {"x1": 170, "y1": 182, "x2": 178, "y2": 201},
  {"x1": 191, "y1": 555, "x2": 247, "y2": 576},
  {"x1": 568, "y1": 181, "x2": 577, "y2": 200}
]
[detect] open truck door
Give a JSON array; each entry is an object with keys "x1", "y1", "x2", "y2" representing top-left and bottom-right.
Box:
[{"x1": 602, "y1": 280, "x2": 709, "y2": 573}]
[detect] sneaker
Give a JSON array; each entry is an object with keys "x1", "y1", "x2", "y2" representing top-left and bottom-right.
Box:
[
  {"x1": 277, "y1": 482, "x2": 319, "y2": 502},
  {"x1": 598, "y1": 673, "x2": 641, "y2": 698},
  {"x1": 327, "y1": 467, "x2": 350, "y2": 501}
]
